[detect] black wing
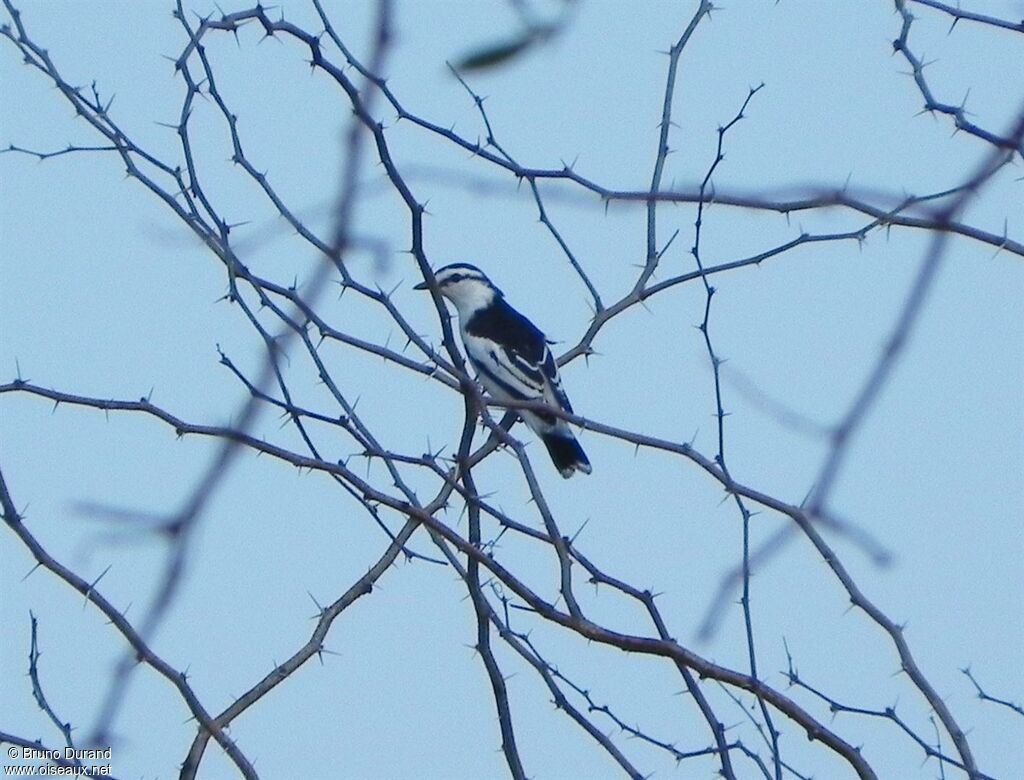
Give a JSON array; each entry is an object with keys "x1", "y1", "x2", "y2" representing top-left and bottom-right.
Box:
[
  {"x1": 466, "y1": 298, "x2": 546, "y2": 364},
  {"x1": 465, "y1": 298, "x2": 573, "y2": 415}
]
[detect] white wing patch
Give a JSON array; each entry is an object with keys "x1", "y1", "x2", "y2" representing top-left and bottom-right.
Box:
[{"x1": 463, "y1": 333, "x2": 570, "y2": 434}]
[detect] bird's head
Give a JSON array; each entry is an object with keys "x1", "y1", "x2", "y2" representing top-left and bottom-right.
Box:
[{"x1": 414, "y1": 263, "x2": 502, "y2": 315}]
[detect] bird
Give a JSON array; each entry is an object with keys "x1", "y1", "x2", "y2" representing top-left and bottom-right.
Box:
[{"x1": 415, "y1": 263, "x2": 592, "y2": 478}]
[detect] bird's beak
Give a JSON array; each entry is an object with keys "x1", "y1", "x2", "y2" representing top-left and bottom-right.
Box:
[{"x1": 412, "y1": 280, "x2": 429, "y2": 291}]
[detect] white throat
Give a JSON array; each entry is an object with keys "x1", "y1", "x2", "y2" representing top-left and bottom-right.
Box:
[{"x1": 443, "y1": 281, "x2": 499, "y2": 320}]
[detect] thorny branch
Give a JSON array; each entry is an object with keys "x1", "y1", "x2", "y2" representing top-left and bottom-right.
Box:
[{"x1": 2, "y1": 1, "x2": 1020, "y2": 778}]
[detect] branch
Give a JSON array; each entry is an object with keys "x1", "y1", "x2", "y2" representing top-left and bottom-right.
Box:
[{"x1": 0, "y1": 465, "x2": 258, "y2": 779}]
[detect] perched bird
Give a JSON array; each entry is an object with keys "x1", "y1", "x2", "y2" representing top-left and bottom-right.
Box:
[{"x1": 415, "y1": 263, "x2": 592, "y2": 478}]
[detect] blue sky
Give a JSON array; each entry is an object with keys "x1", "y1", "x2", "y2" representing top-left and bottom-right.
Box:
[{"x1": 2, "y1": 1, "x2": 1022, "y2": 778}]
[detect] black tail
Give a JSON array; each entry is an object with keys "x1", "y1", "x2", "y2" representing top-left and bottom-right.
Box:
[{"x1": 541, "y1": 432, "x2": 592, "y2": 478}]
